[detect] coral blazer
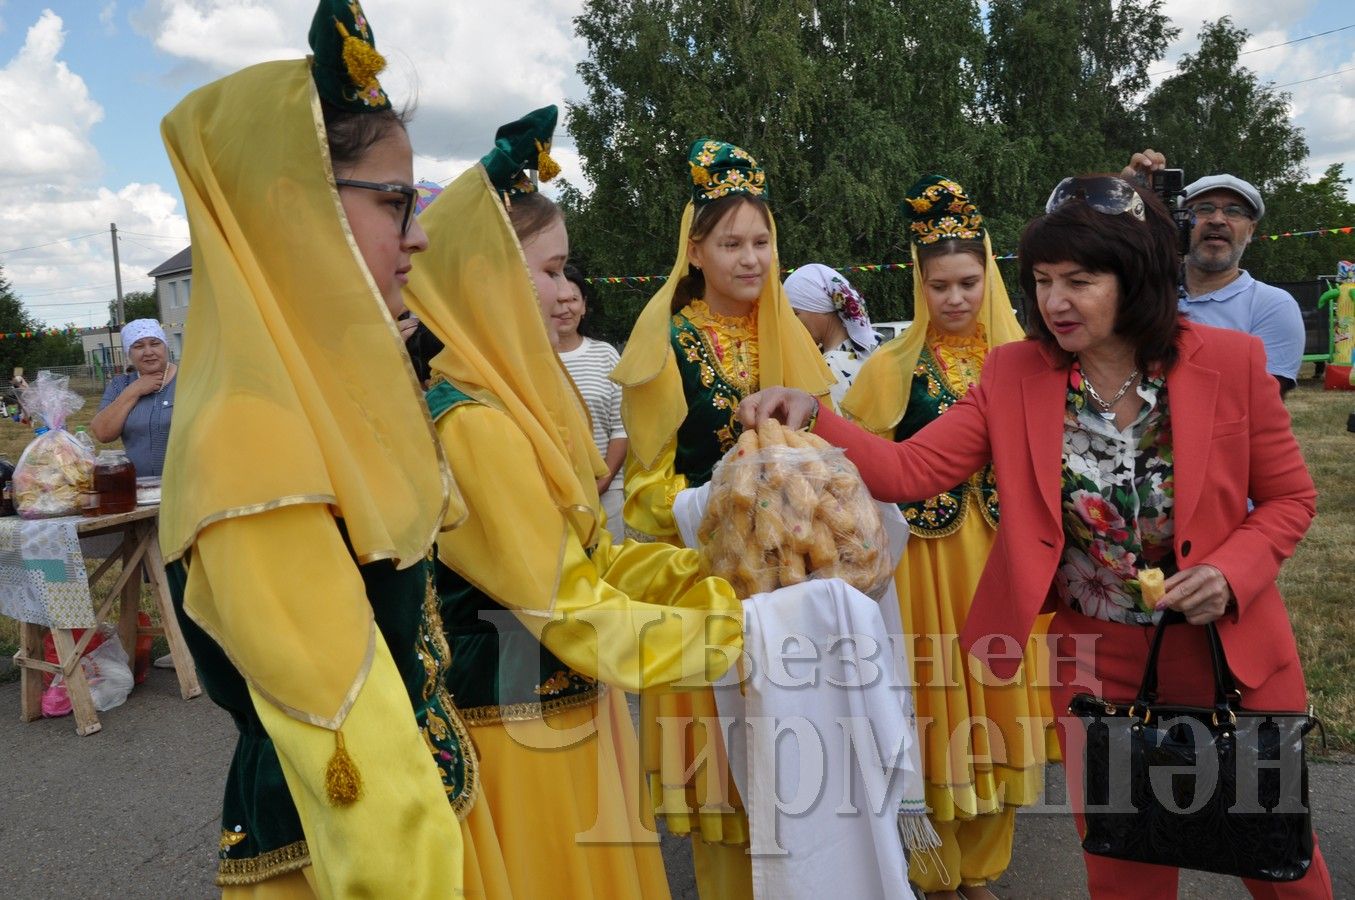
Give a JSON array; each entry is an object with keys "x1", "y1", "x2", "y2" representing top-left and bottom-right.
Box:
[{"x1": 815, "y1": 321, "x2": 1316, "y2": 689}]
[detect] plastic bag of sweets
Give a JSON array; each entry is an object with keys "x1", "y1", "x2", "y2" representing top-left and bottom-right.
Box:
[
  {"x1": 13, "y1": 372, "x2": 94, "y2": 518},
  {"x1": 697, "y1": 419, "x2": 893, "y2": 599}
]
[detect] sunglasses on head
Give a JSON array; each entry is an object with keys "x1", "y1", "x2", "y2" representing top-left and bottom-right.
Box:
[
  {"x1": 1045, "y1": 176, "x2": 1146, "y2": 222},
  {"x1": 335, "y1": 178, "x2": 418, "y2": 236}
]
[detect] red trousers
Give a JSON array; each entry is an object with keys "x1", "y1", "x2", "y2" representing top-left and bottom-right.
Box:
[{"x1": 1047, "y1": 607, "x2": 1334, "y2": 899}]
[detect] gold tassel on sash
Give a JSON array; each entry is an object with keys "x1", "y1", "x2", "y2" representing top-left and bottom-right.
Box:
[{"x1": 325, "y1": 729, "x2": 362, "y2": 806}]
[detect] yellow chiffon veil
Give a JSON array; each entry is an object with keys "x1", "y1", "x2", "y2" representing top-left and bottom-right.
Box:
[
  {"x1": 404, "y1": 164, "x2": 606, "y2": 614},
  {"x1": 611, "y1": 201, "x2": 834, "y2": 468},
  {"x1": 159, "y1": 59, "x2": 460, "y2": 724},
  {"x1": 840, "y1": 233, "x2": 1025, "y2": 434}
]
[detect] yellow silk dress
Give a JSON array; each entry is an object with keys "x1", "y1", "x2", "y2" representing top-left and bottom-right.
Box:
[
  {"x1": 881, "y1": 328, "x2": 1051, "y2": 891},
  {"x1": 436, "y1": 393, "x2": 745, "y2": 900},
  {"x1": 623, "y1": 301, "x2": 762, "y2": 896}
]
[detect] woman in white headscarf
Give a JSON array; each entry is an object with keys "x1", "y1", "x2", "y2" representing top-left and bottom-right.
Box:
[
  {"x1": 90, "y1": 318, "x2": 177, "y2": 477},
  {"x1": 783, "y1": 263, "x2": 879, "y2": 409}
]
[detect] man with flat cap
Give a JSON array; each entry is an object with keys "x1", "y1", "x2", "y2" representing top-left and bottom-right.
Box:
[{"x1": 1179, "y1": 173, "x2": 1305, "y2": 395}]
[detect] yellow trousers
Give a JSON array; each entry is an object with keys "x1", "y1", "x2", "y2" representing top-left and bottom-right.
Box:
[
  {"x1": 910, "y1": 805, "x2": 1016, "y2": 893},
  {"x1": 692, "y1": 833, "x2": 753, "y2": 900}
]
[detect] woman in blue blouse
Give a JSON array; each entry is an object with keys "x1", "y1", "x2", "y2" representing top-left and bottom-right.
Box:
[{"x1": 90, "y1": 319, "x2": 176, "y2": 477}]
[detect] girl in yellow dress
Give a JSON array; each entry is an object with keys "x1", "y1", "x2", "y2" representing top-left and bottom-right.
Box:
[
  {"x1": 612, "y1": 139, "x2": 833, "y2": 899},
  {"x1": 404, "y1": 108, "x2": 750, "y2": 900},
  {"x1": 158, "y1": 2, "x2": 472, "y2": 896},
  {"x1": 841, "y1": 176, "x2": 1050, "y2": 899}
]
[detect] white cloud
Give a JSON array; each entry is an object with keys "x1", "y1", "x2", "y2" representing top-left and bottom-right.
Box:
[
  {"x1": 0, "y1": 11, "x2": 188, "y2": 328},
  {"x1": 1159, "y1": 0, "x2": 1314, "y2": 39},
  {"x1": 135, "y1": 0, "x2": 587, "y2": 168},
  {"x1": 2, "y1": 182, "x2": 190, "y2": 329},
  {"x1": 1149, "y1": 5, "x2": 1355, "y2": 189},
  {"x1": 0, "y1": 11, "x2": 104, "y2": 188},
  {"x1": 135, "y1": 0, "x2": 305, "y2": 70},
  {"x1": 100, "y1": 2, "x2": 118, "y2": 34}
]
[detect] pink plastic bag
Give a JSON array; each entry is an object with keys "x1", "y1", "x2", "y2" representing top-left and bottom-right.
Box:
[
  {"x1": 40, "y1": 624, "x2": 134, "y2": 716},
  {"x1": 41, "y1": 682, "x2": 72, "y2": 717}
]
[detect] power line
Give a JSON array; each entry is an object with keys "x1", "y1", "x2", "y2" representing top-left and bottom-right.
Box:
[
  {"x1": 1149, "y1": 23, "x2": 1355, "y2": 78},
  {"x1": 1271, "y1": 65, "x2": 1355, "y2": 90},
  {"x1": 20, "y1": 280, "x2": 118, "y2": 298},
  {"x1": 26, "y1": 297, "x2": 121, "y2": 309},
  {"x1": 0, "y1": 231, "x2": 106, "y2": 256},
  {"x1": 117, "y1": 235, "x2": 172, "y2": 257},
  {"x1": 117, "y1": 230, "x2": 190, "y2": 243}
]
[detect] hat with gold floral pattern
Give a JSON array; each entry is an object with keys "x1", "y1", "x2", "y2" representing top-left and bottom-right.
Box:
[
  {"x1": 689, "y1": 139, "x2": 768, "y2": 205},
  {"x1": 309, "y1": 0, "x2": 390, "y2": 112},
  {"x1": 902, "y1": 174, "x2": 985, "y2": 245},
  {"x1": 481, "y1": 105, "x2": 562, "y2": 197}
]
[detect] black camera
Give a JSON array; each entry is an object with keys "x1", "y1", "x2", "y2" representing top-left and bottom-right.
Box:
[
  {"x1": 1149, "y1": 168, "x2": 1192, "y2": 256},
  {"x1": 1150, "y1": 167, "x2": 1184, "y2": 197}
]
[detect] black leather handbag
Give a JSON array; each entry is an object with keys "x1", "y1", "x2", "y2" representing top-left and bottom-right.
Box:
[{"x1": 1067, "y1": 611, "x2": 1321, "y2": 882}]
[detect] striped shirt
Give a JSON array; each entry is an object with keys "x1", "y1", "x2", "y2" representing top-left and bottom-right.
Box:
[{"x1": 558, "y1": 337, "x2": 626, "y2": 474}]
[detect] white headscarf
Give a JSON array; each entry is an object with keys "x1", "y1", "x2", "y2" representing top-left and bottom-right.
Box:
[
  {"x1": 121, "y1": 319, "x2": 168, "y2": 350},
  {"x1": 783, "y1": 264, "x2": 879, "y2": 356}
]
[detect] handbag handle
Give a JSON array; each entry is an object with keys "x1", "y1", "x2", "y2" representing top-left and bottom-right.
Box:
[{"x1": 1134, "y1": 610, "x2": 1241, "y2": 716}]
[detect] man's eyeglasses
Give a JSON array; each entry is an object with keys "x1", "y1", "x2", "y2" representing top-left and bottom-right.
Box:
[
  {"x1": 335, "y1": 178, "x2": 418, "y2": 236},
  {"x1": 1045, "y1": 176, "x2": 1146, "y2": 222},
  {"x1": 1187, "y1": 201, "x2": 1254, "y2": 222}
]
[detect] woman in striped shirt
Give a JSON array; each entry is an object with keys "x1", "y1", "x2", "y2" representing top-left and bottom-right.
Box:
[{"x1": 556, "y1": 265, "x2": 628, "y2": 542}]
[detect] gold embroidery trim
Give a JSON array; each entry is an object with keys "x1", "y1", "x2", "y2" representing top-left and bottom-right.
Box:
[
  {"x1": 686, "y1": 312, "x2": 758, "y2": 398},
  {"x1": 216, "y1": 840, "x2": 310, "y2": 886},
  {"x1": 459, "y1": 684, "x2": 606, "y2": 726},
  {"x1": 421, "y1": 563, "x2": 480, "y2": 820}
]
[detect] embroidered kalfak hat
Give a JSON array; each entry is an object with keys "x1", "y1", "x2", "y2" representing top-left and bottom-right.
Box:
[
  {"x1": 480, "y1": 105, "x2": 562, "y2": 197},
  {"x1": 688, "y1": 139, "x2": 768, "y2": 205},
  {"x1": 902, "y1": 174, "x2": 985, "y2": 245},
  {"x1": 309, "y1": 0, "x2": 390, "y2": 112}
]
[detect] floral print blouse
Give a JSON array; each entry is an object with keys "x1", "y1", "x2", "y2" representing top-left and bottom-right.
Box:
[
  {"x1": 1055, "y1": 361, "x2": 1177, "y2": 625},
  {"x1": 823, "y1": 340, "x2": 867, "y2": 410}
]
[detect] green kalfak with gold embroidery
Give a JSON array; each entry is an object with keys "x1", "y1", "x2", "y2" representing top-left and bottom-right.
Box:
[
  {"x1": 893, "y1": 346, "x2": 999, "y2": 537},
  {"x1": 426, "y1": 381, "x2": 601, "y2": 726},
  {"x1": 671, "y1": 313, "x2": 753, "y2": 487},
  {"x1": 167, "y1": 530, "x2": 474, "y2": 886}
]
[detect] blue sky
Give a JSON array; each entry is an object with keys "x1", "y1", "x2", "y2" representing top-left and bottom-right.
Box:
[{"x1": 0, "y1": 0, "x2": 1351, "y2": 328}]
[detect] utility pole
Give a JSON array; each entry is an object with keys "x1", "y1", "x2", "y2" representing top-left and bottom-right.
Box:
[{"x1": 110, "y1": 222, "x2": 125, "y2": 326}]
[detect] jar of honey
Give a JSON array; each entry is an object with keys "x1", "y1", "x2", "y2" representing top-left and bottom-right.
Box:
[{"x1": 94, "y1": 450, "x2": 137, "y2": 515}]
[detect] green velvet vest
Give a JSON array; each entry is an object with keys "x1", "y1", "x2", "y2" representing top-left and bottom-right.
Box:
[
  {"x1": 671, "y1": 313, "x2": 752, "y2": 487},
  {"x1": 893, "y1": 346, "x2": 1000, "y2": 538},
  {"x1": 167, "y1": 526, "x2": 475, "y2": 886},
  {"x1": 426, "y1": 380, "x2": 601, "y2": 726}
]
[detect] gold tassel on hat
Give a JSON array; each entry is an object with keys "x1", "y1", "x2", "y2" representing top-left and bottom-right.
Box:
[
  {"x1": 335, "y1": 21, "x2": 386, "y2": 93},
  {"x1": 535, "y1": 139, "x2": 561, "y2": 183},
  {"x1": 325, "y1": 729, "x2": 362, "y2": 806}
]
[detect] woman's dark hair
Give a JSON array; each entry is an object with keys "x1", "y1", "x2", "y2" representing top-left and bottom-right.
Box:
[
  {"x1": 563, "y1": 263, "x2": 597, "y2": 338},
  {"x1": 507, "y1": 192, "x2": 565, "y2": 246},
  {"x1": 321, "y1": 101, "x2": 412, "y2": 175},
  {"x1": 672, "y1": 194, "x2": 773, "y2": 313},
  {"x1": 405, "y1": 319, "x2": 444, "y2": 388},
  {"x1": 915, "y1": 238, "x2": 987, "y2": 277},
  {"x1": 1018, "y1": 177, "x2": 1182, "y2": 373}
]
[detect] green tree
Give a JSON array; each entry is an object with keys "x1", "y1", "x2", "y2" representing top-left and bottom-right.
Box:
[
  {"x1": 564, "y1": 0, "x2": 992, "y2": 334},
  {"x1": 1140, "y1": 18, "x2": 1308, "y2": 193},
  {"x1": 0, "y1": 265, "x2": 84, "y2": 377},
  {"x1": 979, "y1": 0, "x2": 1176, "y2": 245},
  {"x1": 106, "y1": 289, "x2": 159, "y2": 327},
  {"x1": 1242, "y1": 165, "x2": 1355, "y2": 285}
]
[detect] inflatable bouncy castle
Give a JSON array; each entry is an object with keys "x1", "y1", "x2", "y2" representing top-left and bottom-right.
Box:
[{"x1": 1323, "y1": 260, "x2": 1355, "y2": 391}]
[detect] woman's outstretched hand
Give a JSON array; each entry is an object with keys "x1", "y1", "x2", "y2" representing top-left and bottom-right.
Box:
[{"x1": 737, "y1": 388, "x2": 819, "y2": 430}]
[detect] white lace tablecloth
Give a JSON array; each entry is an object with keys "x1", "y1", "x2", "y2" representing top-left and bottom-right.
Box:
[{"x1": 0, "y1": 516, "x2": 99, "y2": 629}]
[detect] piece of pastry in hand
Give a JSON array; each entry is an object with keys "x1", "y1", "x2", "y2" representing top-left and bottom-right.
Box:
[{"x1": 1139, "y1": 567, "x2": 1165, "y2": 606}]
